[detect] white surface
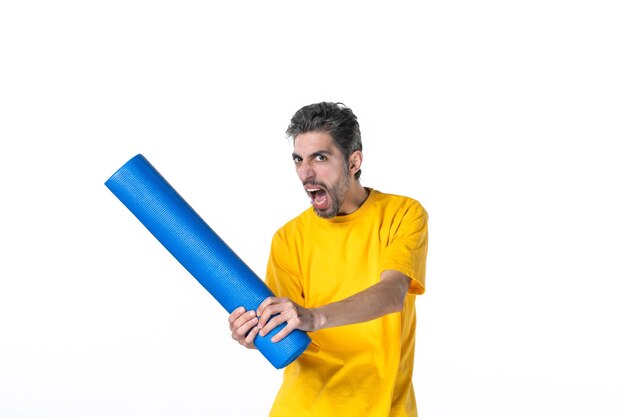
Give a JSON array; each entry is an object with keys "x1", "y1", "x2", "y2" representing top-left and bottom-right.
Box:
[{"x1": 1, "y1": 1, "x2": 625, "y2": 416}]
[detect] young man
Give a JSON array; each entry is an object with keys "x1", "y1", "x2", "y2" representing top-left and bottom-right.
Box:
[{"x1": 228, "y1": 102, "x2": 428, "y2": 417}]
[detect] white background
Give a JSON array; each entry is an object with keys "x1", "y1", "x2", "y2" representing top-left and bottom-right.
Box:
[{"x1": 1, "y1": 1, "x2": 625, "y2": 416}]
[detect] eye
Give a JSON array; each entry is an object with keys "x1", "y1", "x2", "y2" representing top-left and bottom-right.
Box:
[
  {"x1": 293, "y1": 156, "x2": 302, "y2": 164},
  {"x1": 315, "y1": 154, "x2": 327, "y2": 161}
]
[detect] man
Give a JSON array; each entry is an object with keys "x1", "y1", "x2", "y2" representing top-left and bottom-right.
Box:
[{"x1": 228, "y1": 102, "x2": 428, "y2": 417}]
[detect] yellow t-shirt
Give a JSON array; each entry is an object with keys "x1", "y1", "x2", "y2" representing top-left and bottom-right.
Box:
[{"x1": 265, "y1": 189, "x2": 428, "y2": 417}]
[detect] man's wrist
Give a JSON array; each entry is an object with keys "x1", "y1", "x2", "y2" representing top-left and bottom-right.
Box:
[{"x1": 311, "y1": 307, "x2": 327, "y2": 331}]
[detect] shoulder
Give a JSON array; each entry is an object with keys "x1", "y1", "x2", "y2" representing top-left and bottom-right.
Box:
[
  {"x1": 369, "y1": 189, "x2": 428, "y2": 220},
  {"x1": 272, "y1": 206, "x2": 314, "y2": 244}
]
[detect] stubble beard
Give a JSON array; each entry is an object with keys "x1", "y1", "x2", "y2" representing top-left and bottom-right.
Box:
[{"x1": 313, "y1": 165, "x2": 351, "y2": 219}]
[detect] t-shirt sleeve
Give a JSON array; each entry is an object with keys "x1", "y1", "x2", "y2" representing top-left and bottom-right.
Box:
[
  {"x1": 380, "y1": 201, "x2": 429, "y2": 295},
  {"x1": 265, "y1": 229, "x2": 305, "y2": 304}
]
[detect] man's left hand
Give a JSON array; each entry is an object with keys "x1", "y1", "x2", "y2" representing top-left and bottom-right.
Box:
[{"x1": 255, "y1": 297, "x2": 318, "y2": 343}]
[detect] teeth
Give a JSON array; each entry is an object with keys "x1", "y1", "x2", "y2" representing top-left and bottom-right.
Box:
[{"x1": 306, "y1": 188, "x2": 320, "y2": 192}]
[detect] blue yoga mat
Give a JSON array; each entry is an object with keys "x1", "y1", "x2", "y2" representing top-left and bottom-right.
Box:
[{"x1": 105, "y1": 154, "x2": 311, "y2": 369}]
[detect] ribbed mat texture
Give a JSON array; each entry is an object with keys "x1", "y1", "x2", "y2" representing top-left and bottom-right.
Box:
[{"x1": 105, "y1": 154, "x2": 311, "y2": 369}]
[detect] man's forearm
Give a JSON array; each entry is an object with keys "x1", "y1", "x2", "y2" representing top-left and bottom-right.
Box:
[
  {"x1": 256, "y1": 270, "x2": 412, "y2": 342},
  {"x1": 311, "y1": 270, "x2": 411, "y2": 331}
]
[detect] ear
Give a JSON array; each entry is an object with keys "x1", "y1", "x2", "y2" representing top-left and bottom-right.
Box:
[{"x1": 348, "y1": 151, "x2": 363, "y2": 176}]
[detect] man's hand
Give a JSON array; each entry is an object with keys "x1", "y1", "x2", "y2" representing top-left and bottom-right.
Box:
[
  {"x1": 229, "y1": 271, "x2": 411, "y2": 347},
  {"x1": 228, "y1": 307, "x2": 260, "y2": 349},
  {"x1": 256, "y1": 297, "x2": 318, "y2": 343}
]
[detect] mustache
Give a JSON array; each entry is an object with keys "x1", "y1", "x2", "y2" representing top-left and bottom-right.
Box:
[{"x1": 303, "y1": 181, "x2": 328, "y2": 189}]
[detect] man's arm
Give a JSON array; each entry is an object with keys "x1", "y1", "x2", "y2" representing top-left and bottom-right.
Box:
[{"x1": 242, "y1": 270, "x2": 411, "y2": 343}]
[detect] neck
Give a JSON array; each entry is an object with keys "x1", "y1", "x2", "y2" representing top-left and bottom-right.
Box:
[{"x1": 338, "y1": 182, "x2": 369, "y2": 215}]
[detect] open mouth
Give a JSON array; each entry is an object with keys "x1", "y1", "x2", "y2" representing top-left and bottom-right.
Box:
[{"x1": 305, "y1": 185, "x2": 330, "y2": 211}]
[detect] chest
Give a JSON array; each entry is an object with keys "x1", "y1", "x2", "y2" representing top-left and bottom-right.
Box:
[{"x1": 297, "y1": 221, "x2": 393, "y2": 306}]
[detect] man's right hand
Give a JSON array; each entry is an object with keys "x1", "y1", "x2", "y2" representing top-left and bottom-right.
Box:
[{"x1": 228, "y1": 306, "x2": 259, "y2": 349}]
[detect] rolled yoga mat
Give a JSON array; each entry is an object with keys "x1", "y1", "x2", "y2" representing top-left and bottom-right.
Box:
[{"x1": 105, "y1": 154, "x2": 311, "y2": 369}]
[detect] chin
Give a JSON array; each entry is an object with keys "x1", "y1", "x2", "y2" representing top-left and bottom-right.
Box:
[{"x1": 313, "y1": 208, "x2": 336, "y2": 219}]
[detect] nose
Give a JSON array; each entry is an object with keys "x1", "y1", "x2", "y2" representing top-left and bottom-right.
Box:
[{"x1": 297, "y1": 160, "x2": 315, "y2": 184}]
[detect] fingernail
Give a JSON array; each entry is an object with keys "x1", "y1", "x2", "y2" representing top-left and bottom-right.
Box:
[{"x1": 248, "y1": 311, "x2": 256, "y2": 317}]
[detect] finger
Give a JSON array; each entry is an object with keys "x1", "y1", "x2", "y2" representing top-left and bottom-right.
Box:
[
  {"x1": 270, "y1": 322, "x2": 295, "y2": 343},
  {"x1": 256, "y1": 297, "x2": 278, "y2": 317},
  {"x1": 258, "y1": 302, "x2": 284, "y2": 329},
  {"x1": 233, "y1": 317, "x2": 258, "y2": 343},
  {"x1": 228, "y1": 307, "x2": 246, "y2": 328},
  {"x1": 259, "y1": 311, "x2": 290, "y2": 337},
  {"x1": 243, "y1": 326, "x2": 260, "y2": 348},
  {"x1": 232, "y1": 313, "x2": 258, "y2": 341},
  {"x1": 234, "y1": 310, "x2": 257, "y2": 329}
]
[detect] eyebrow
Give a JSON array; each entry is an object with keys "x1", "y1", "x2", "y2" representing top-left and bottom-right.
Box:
[{"x1": 292, "y1": 150, "x2": 331, "y2": 160}]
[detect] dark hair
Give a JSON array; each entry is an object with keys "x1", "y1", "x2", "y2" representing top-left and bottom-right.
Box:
[{"x1": 286, "y1": 102, "x2": 362, "y2": 179}]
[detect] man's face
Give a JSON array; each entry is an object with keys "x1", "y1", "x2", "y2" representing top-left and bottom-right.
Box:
[{"x1": 292, "y1": 131, "x2": 351, "y2": 219}]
